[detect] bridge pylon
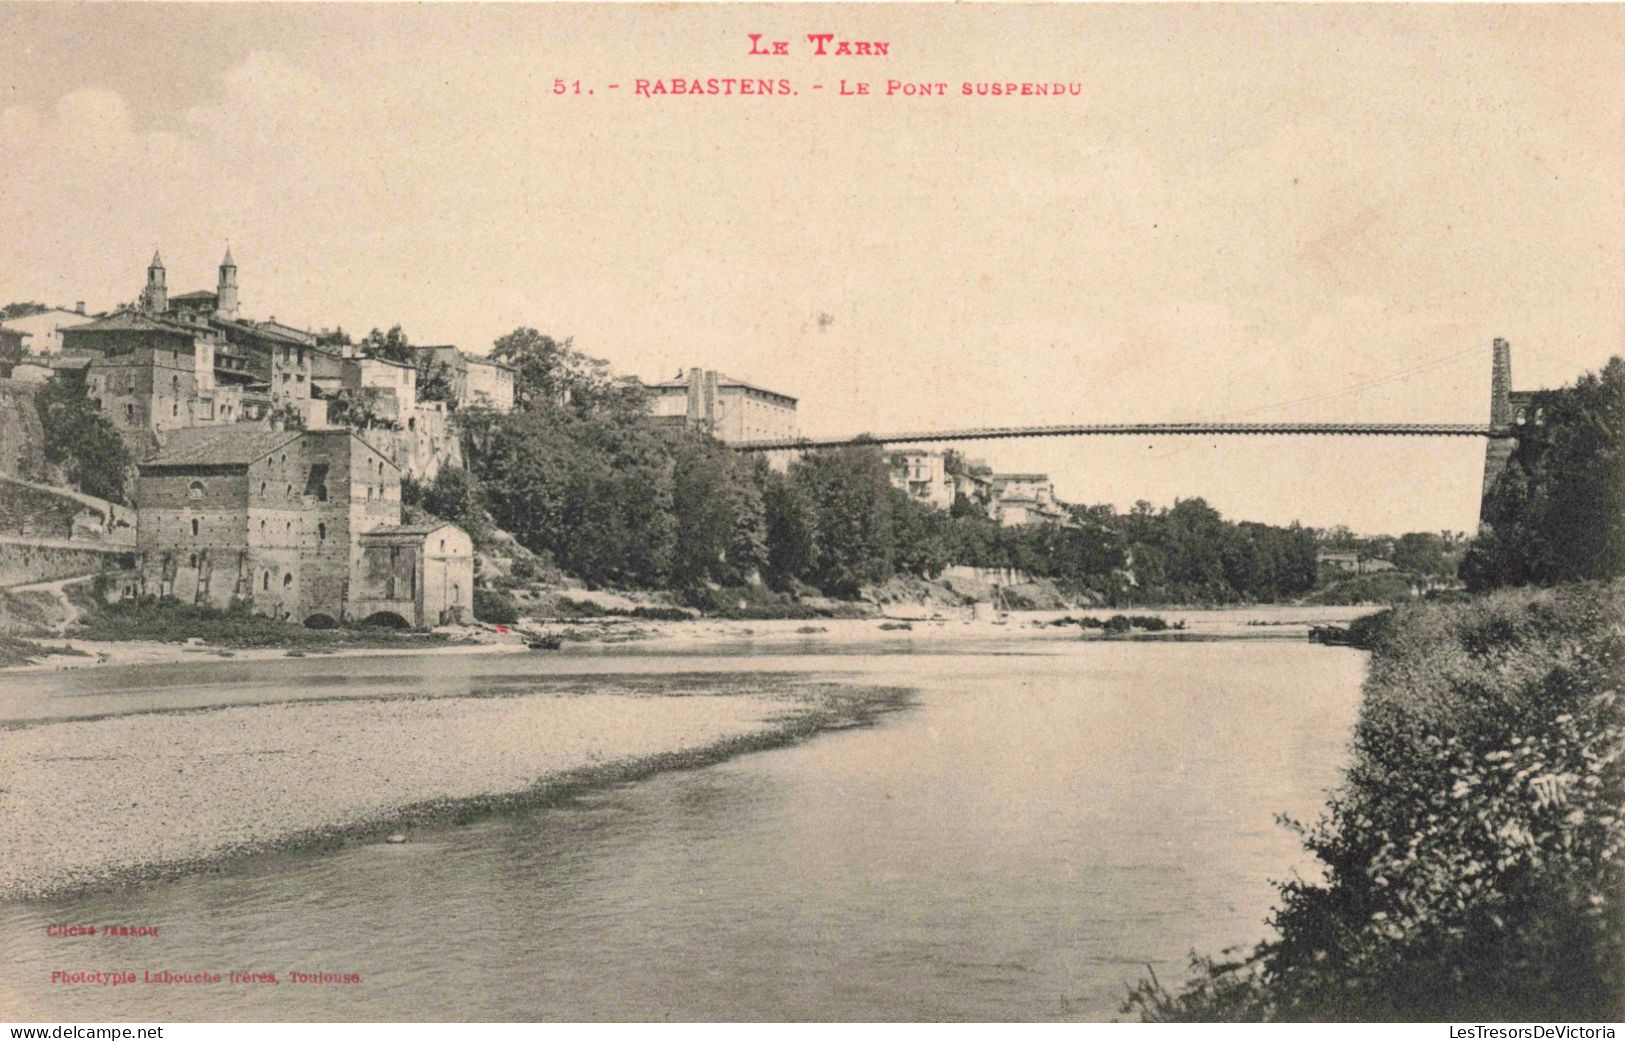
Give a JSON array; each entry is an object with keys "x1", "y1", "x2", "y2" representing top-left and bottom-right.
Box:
[{"x1": 1480, "y1": 337, "x2": 1520, "y2": 521}]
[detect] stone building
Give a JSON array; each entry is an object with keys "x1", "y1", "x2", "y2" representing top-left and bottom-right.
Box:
[
  {"x1": 989, "y1": 473, "x2": 1067, "y2": 527},
  {"x1": 651, "y1": 368, "x2": 799, "y2": 444},
  {"x1": 351, "y1": 522, "x2": 474, "y2": 627},
  {"x1": 463, "y1": 354, "x2": 515, "y2": 412},
  {"x1": 888, "y1": 450, "x2": 953, "y2": 510},
  {"x1": 133, "y1": 249, "x2": 320, "y2": 424},
  {"x1": 0, "y1": 304, "x2": 94, "y2": 356},
  {"x1": 64, "y1": 311, "x2": 239, "y2": 451},
  {"x1": 134, "y1": 426, "x2": 469, "y2": 626},
  {"x1": 410, "y1": 345, "x2": 516, "y2": 413}
]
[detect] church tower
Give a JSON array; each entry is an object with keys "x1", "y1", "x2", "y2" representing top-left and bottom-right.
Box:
[
  {"x1": 216, "y1": 246, "x2": 239, "y2": 316},
  {"x1": 140, "y1": 250, "x2": 167, "y2": 312}
]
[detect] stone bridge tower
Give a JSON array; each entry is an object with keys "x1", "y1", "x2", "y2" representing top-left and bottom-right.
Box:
[{"x1": 1480, "y1": 337, "x2": 1522, "y2": 524}]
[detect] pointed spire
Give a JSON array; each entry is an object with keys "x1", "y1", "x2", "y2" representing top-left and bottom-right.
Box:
[
  {"x1": 221, "y1": 243, "x2": 235, "y2": 268},
  {"x1": 150, "y1": 248, "x2": 164, "y2": 270}
]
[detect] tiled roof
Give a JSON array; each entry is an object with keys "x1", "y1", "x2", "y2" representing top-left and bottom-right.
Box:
[
  {"x1": 649, "y1": 371, "x2": 796, "y2": 400},
  {"x1": 359, "y1": 522, "x2": 458, "y2": 541},
  {"x1": 169, "y1": 290, "x2": 218, "y2": 303},
  {"x1": 59, "y1": 309, "x2": 193, "y2": 336},
  {"x1": 141, "y1": 427, "x2": 300, "y2": 469}
]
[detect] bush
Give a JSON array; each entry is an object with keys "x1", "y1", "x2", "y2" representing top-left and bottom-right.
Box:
[
  {"x1": 473, "y1": 588, "x2": 520, "y2": 625},
  {"x1": 1130, "y1": 582, "x2": 1625, "y2": 1021},
  {"x1": 72, "y1": 596, "x2": 453, "y2": 649}
]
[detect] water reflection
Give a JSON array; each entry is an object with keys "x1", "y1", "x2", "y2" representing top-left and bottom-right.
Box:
[{"x1": 2, "y1": 638, "x2": 1367, "y2": 1021}]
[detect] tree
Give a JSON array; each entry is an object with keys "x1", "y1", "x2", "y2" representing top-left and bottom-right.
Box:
[
  {"x1": 326, "y1": 388, "x2": 391, "y2": 430},
  {"x1": 761, "y1": 466, "x2": 816, "y2": 590},
  {"x1": 416, "y1": 358, "x2": 457, "y2": 407},
  {"x1": 409, "y1": 465, "x2": 488, "y2": 542},
  {"x1": 1391, "y1": 532, "x2": 1451, "y2": 577},
  {"x1": 789, "y1": 443, "x2": 898, "y2": 596},
  {"x1": 668, "y1": 430, "x2": 766, "y2": 589},
  {"x1": 489, "y1": 327, "x2": 650, "y2": 419},
  {"x1": 33, "y1": 371, "x2": 132, "y2": 503},
  {"x1": 1, "y1": 301, "x2": 49, "y2": 321},
  {"x1": 1464, "y1": 357, "x2": 1625, "y2": 589},
  {"x1": 358, "y1": 325, "x2": 414, "y2": 364},
  {"x1": 467, "y1": 405, "x2": 674, "y2": 588}
]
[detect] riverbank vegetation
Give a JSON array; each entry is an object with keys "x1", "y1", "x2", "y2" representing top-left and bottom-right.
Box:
[
  {"x1": 1465, "y1": 358, "x2": 1625, "y2": 590},
  {"x1": 68, "y1": 596, "x2": 464, "y2": 650},
  {"x1": 1127, "y1": 357, "x2": 1625, "y2": 1021},
  {"x1": 405, "y1": 327, "x2": 1464, "y2": 611},
  {"x1": 1127, "y1": 581, "x2": 1624, "y2": 1021}
]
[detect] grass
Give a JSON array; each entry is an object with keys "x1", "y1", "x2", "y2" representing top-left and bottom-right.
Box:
[
  {"x1": 1309, "y1": 571, "x2": 1426, "y2": 605},
  {"x1": 1045, "y1": 614, "x2": 1182, "y2": 633},
  {"x1": 72, "y1": 596, "x2": 463, "y2": 650},
  {"x1": 0, "y1": 634, "x2": 55, "y2": 667},
  {"x1": 1126, "y1": 581, "x2": 1625, "y2": 1021}
]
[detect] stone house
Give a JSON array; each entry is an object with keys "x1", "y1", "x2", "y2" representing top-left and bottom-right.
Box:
[
  {"x1": 888, "y1": 450, "x2": 953, "y2": 510},
  {"x1": 351, "y1": 522, "x2": 474, "y2": 627},
  {"x1": 410, "y1": 345, "x2": 516, "y2": 413},
  {"x1": 989, "y1": 473, "x2": 1067, "y2": 527},
  {"x1": 463, "y1": 354, "x2": 515, "y2": 412},
  {"x1": 0, "y1": 304, "x2": 94, "y2": 356},
  {"x1": 134, "y1": 426, "x2": 468, "y2": 626}
]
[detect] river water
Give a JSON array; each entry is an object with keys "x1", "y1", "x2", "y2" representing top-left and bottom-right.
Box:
[{"x1": 1, "y1": 624, "x2": 1369, "y2": 1021}]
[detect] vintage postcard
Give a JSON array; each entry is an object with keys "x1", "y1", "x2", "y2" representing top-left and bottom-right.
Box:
[{"x1": 0, "y1": 2, "x2": 1621, "y2": 1030}]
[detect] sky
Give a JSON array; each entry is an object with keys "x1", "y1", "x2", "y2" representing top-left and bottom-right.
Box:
[{"x1": 2, "y1": 3, "x2": 1621, "y2": 534}]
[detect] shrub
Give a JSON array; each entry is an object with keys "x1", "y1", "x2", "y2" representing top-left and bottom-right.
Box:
[
  {"x1": 1129, "y1": 582, "x2": 1625, "y2": 1021},
  {"x1": 473, "y1": 588, "x2": 520, "y2": 625}
]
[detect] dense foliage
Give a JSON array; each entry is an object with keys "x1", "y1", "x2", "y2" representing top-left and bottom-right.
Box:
[
  {"x1": 452, "y1": 328, "x2": 1408, "y2": 604},
  {"x1": 33, "y1": 370, "x2": 132, "y2": 503},
  {"x1": 0, "y1": 301, "x2": 50, "y2": 320},
  {"x1": 357, "y1": 324, "x2": 458, "y2": 407},
  {"x1": 402, "y1": 465, "x2": 489, "y2": 544},
  {"x1": 1464, "y1": 357, "x2": 1625, "y2": 590},
  {"x1": 1128, "y1": 583, "x2": 1625, "y2": 1021}
]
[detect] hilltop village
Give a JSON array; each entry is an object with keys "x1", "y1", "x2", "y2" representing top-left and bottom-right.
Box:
[{"x1": 0, "y1": 250, "x2": 1100, "y2": 629}]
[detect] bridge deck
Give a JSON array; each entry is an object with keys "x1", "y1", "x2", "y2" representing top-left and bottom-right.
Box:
[{"x1": 733, "y1": 422, "x2": 1504, "y2": 452}]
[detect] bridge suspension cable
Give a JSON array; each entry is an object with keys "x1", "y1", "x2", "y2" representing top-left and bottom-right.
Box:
[{"x1": 733, "y1": 421, "x2": 1501, "y2": 452}]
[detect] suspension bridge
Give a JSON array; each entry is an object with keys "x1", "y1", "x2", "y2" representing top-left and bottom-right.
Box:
[{"x1": 730, "y1": 339, "x2": 1534, "y2": 504}]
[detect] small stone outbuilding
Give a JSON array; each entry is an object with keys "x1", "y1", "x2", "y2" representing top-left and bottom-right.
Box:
[{"x1": 350, "y1": 522, "x2": 474, "y2": 628}]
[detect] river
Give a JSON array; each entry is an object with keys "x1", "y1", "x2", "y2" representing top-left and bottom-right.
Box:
[{"x1": 1, "y1": 619, "x2": 1369, "y2": 1021}]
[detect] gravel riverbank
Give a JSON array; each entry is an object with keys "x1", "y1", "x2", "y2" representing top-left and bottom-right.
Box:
[{"x1": 0, "y1": 678, "x2": 906, "y2": 901}]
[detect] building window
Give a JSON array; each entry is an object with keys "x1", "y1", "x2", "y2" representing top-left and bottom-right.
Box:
[
  {"x1": 260, "y1": 481, "x2": 267, "y2": 496},
  {"x1": 191, "y1": 519, "x2": 199, "y2": 537},
  {"x1": 263, "y1": 571, "x2": 271, "y2": 591},
  {"x1": 125, "y1": 403, "x2": 134, "y2": 421},
  {"x1": 188, "y1": 481, "x2": 204, "y2": 500},
  {"x1": 283, "y1": 573, "x2": 292, "y2": 589},
  {"x1": 318, "y1": 522, "x2": 327, "y2": 540},
  {"x1": 305, "y1": 464, "x2": 329, "y2": 502}
]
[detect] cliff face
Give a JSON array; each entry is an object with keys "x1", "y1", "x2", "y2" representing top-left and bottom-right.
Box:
[{"x1": 0, "y1": 381, "x2": 46, "y2": 480}]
